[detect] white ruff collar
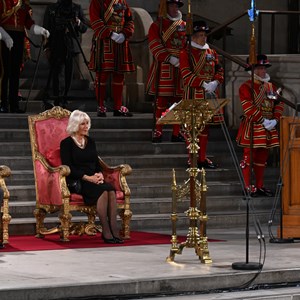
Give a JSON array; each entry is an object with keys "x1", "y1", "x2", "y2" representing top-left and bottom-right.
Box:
[
  {"x1": 247, "y1": 71, "x2": 270, "y2": 83},
  {"x1": 191, "y1": 41, "x2": 209, "y2": 50},
  {"x1": 167, "y1": 11, "x2": 182, "y2": 22}
]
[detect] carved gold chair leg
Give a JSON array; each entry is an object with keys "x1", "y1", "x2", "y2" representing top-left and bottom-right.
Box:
[
  {"x1": 34, "y1": 208, "x2": 47, "y2": 238},
  {"x1": 1, "y1": 198, "x2": 11, "y2": 244},
  {"x1": 0, "y1": 165, "x2": 11, "y2": 244},
  {"x1": 119, "y1": 209, "x2": 132, "y2": 239},
  {"x1": 59, "y1": 211, "x2": 72, "y2": 242},
  {"x1": 85, "y1": 211, "x2": 101, "y2": 235}
]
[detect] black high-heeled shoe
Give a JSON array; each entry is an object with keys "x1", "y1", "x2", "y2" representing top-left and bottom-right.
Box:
[
  {"x1": 102, "y1": 235, "x2": 116, "y2": 244},
  {"x1": 113, "y1": 236, "x2": 124, "y2": 244}
]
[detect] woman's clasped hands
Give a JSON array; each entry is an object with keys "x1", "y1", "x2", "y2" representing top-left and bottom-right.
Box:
[
  {"x1": 94, "y1": 172, "x2": 104, "y2": 184},
  {"x1": 86, "y1": 173, "x2": 104, "y2": 184}
]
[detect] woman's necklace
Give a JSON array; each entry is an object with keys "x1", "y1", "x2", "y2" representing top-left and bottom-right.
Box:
[{"x1": 72, "y1": 135, "x2": 86, "y2": 149}]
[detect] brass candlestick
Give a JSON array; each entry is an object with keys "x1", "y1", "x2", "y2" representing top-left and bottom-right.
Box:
[{"x1": 161, "y1": 99, "x2": 214, "y2": 263}]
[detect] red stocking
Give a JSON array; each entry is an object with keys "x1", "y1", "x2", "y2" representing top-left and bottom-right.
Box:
[
  {"x1": 95, "y1": 72, "x2": 110, "y2": 108},
  {"x1": 241, "y1": 148, "x2": 251, "y2": 188},
  {"x1": 198, "y1": 126, "x2": 209, "y2": 162},
  {"x1": 112, "y1": 72, "x2": 124, "y2": 110},
  {"x1": 253, "y1": 148, "x2": 269, "y2": 189}
]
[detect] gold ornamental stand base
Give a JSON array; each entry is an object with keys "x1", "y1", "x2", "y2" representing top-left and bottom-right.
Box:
[
  {"x1": 166, "y1": 168, "x2": 212, "y2": 264},
  {"x1": 158, "y1": 98, "x2": 229, "y2": 263}
]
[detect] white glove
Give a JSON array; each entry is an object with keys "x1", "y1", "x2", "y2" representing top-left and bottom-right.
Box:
[
  {"x1": 203, "y1": 80, "x2": 219, "y2": 93},
  {"x1": 262, "y1": 118, "x2": 271, "y2": 129},
  {"x1": 263, "y1": 118, "x2": 277, "y2": 131},
  {"x1": 111, "y1": 32, "x2": 119, "y2": 41},
  {"x1": 115, "y1": 32, "x2": 125, "y2": 44},
  {"x1": 0, "y1": 27, "x2": 13, "y2": 50},
  {"x1": 202, "y1": 81, "x2": 209, "y2": 90},
  {"x1": 266, "y1": 119, "x2": 277, "y2": 131},
  {"x1": 169, "y1": 56, "x2": 179, "y2": 67},
  {"x1": 30, "y1": 24, "x2": 50, "y2": 38}
]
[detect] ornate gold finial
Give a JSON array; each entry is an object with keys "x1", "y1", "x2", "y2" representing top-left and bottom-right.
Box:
[
  {"x1": 249, "y1": 23, "x2": 257, "y2": 65},
  {"x1": 158, "y1": 0, "x2": 167, "y2": 18},
  {"x1": 186, "y1": 0, "x2": 193, "y2": 36}
]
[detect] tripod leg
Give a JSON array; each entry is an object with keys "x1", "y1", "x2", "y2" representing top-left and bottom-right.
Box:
[{"x1": 25, "y1": 39, "x2": 44, "y2": 112}]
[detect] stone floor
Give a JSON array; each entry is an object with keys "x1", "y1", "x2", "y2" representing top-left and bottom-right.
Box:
[{"x1": 0, "y1": 227, "x2": 300, "y2": 300}]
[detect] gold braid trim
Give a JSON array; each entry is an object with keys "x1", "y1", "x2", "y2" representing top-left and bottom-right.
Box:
[
  {"x1": 193, "y1": 51, "x2": 207, "y2": 75},
  {"x1": 162, "y1": 20, "x2": 182, "y2": 45},
  {"x1": 104, "y1": 0, "x2": 117, "y2": 23},
  {"x1": 1, "y1": 0, "x2": 22, "y2": 20}
]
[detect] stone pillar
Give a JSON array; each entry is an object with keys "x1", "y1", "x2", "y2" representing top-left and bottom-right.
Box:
[{"x1": 125, "y1": 7, "x2": 153, "y2": 111}]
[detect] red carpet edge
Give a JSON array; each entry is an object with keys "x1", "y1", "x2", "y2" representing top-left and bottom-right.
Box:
[{"x1": 0, "y1": 231, "x2": 225, "y2": 252}]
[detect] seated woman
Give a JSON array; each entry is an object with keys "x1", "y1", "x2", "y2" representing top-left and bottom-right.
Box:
[{"x1": 60, "y1": 110, "x2": 123, "y2": 244}]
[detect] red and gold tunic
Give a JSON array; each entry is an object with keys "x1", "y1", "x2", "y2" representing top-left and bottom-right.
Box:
[
  {"x1": 179, "y1": 43, "x2": 224, "y2": 123},
  {"x1": 146, "y1": 16, "x2": 186, "y2": 97},
  {"x1": 236, "y1": 79, "x2": 284, "y2": 148},
  {"x1": 89, "y1": 0, "x2": 135, "y2": 73},
  {"x1": 0, "y1": 0, "x2": 34, "y2": 31}
]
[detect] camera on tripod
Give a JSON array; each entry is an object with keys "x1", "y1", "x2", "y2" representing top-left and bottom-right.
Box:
[{"x1": 53, "y1": 7, "x2": 78, "y2": 31}]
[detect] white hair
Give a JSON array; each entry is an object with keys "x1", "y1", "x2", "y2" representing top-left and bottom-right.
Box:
[{"x1": 66, "y1": 110, "x2": 91, "y2": 135}]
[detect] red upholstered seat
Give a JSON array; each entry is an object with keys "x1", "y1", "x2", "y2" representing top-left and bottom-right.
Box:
[{"x1": 28, "y1": 107, "x2": 132, "y2": 241}]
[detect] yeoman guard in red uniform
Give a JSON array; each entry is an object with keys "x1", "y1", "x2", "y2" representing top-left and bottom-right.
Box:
[
  {"x1": 146, "y1": 0, "x2": 186, "y2": 143},
  {"x1": 89, "y1": 0, "x2": 135, "y2": 117},
  {"x1": 237, "y1": 54, "x2": 284, "y2": 197},
  {"x1": 179, "y1": 21, "x2": 224, "y2": 168}
]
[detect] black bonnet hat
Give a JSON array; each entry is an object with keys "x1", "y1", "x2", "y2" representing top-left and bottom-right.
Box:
[
  {"x1": 166, "y1": 0, "x2": 184, "y2": 7},
  {"x1": 245, "y1": 54, "x2": 271, "y2": 71},
  {"x1": 192, "y1": 20, "x2": 210, "y2": 34}
]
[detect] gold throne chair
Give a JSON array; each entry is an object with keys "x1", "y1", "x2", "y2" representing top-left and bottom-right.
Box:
[
  {"x1": 0, "y1": 165, "x2": 12, "y2": 244},
  {"x1": 28, "y1": 106, "x2": 132, "y2": 242}
]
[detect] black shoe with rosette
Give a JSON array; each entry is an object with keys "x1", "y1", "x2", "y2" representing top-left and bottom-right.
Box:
[
  {"x1": 197, "y1": 158, "x2": 218, "y2": 169},
  {"x1": 152, "y1": 130, "x2": 162, "y2": 143},
  {"x1": 171, "y1": 133, "x2": 185, "y2": 142},
  {"x1": 255, "y1": 187, "x2": 274, "y2": 197},
  {"x1": 97, "y1": 106, "x2": 107, "y2": 117},
  {"x1": 113, "y1": 106, "x2": 133, "y2": 117}
]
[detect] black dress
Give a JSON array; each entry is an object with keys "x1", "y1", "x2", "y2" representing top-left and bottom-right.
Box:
[{"x1": 60, "y1": 136, "x2": 114, "y2": 205}]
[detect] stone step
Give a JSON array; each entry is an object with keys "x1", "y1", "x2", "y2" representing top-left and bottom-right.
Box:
[
  {"x1": 0, "y1": 128, "x2": 233, "y2": 142},
  {"x1": 5, "y1": 167, "x2": 279, "y2": 188},
  {"x1": 7, "y1": 194, "x2": 273, "y2": 218},
  {"x1": 129, "y1": 180, "x2": 278, "y2": 198},
  {"x1": 0, "y1": 113, "x2": 155, "y2": 129},
  {"x1": 6, "y1": 175, "x2": 279, "y2": 202},
  {"x1": 0, "y1": 113, "x2": 238, "y2": 137},
  {"x1": 3, "y1": 154, "x2": 239, "y2": 170},
  {"x1": 0, "y1": 140, "x2": 242, "y2": 157},
  {"x1": 0, "y1": 141, "x2": 187, "y2": 156},
  {"x1": 7, "y1": 210, "x2": 274, "y2": 236},
  {"x1": 0, "y1": 128, "x2": 153, "y2": 142}
]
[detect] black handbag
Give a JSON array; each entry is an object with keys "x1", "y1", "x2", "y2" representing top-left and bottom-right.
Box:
[{"x1": 67, "y1": 179, "x2": 82, "y2": 194}]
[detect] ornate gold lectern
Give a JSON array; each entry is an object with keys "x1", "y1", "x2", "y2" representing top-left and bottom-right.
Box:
[{"x1": 158, "y1": 98, "x2": 229, "y2": 263}]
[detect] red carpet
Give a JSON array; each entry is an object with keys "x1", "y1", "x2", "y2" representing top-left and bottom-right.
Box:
[{"x1": 0, "y1": 232, "x2": 224, "y2": 253}]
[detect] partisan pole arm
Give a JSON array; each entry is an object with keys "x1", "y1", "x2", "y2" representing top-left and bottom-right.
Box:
[{"x1": 186, "y1": 0, "x2": 193, "y2": 36}]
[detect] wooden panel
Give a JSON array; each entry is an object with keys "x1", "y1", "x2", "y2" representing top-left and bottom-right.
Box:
[{"x1": 280, "y1": 116, "x2": 300, "y2": 238}]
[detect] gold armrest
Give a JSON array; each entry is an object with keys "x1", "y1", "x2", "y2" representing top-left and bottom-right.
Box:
[
  {"x1": 35, "y1": 152, "x2": 70, "y2": 176},
  {"x1": 0, "y1": 165, "x2": 11, "y2": 199}
]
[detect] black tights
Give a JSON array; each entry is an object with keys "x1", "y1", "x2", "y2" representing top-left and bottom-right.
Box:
[{"x1": 96, "y1": 191, "x2": 119, "y2": 239}]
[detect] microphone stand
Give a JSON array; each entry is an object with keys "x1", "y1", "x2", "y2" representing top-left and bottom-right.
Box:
[
  {"x1": 232, "y1": 0, "x2": 262, "y2": 271},
  {"x1": 232, "y1": 64, "x2": 262, "y2": 271}
]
